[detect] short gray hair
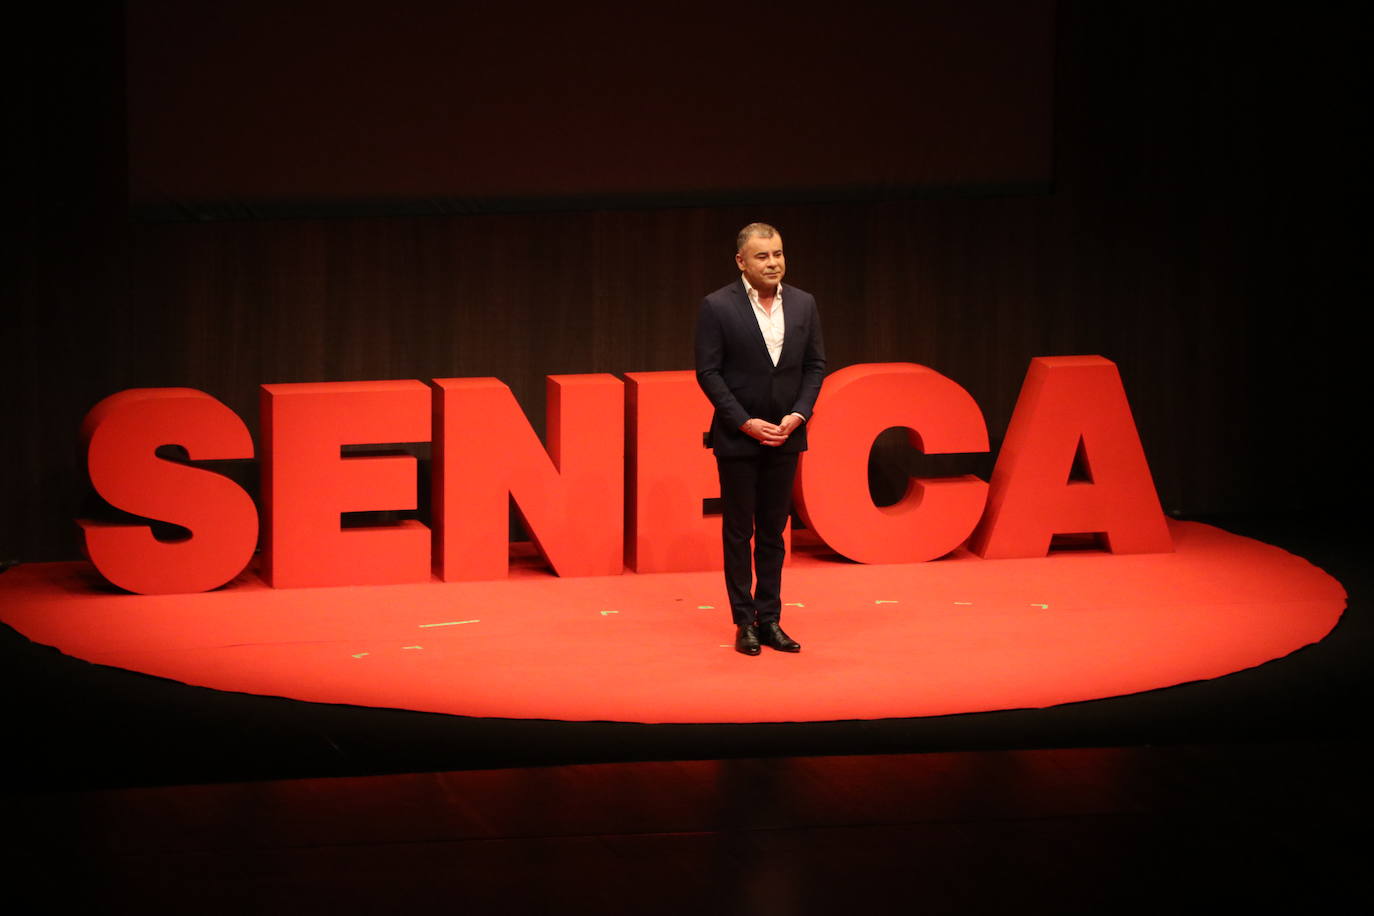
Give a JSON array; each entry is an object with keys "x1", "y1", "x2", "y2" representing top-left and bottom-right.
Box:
[{"x1": 736, "y1": 222, "x2": 780, "y2": 252}]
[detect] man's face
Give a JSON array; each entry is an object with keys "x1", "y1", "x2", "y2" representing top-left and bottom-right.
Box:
[{"x1": 736, "y1": 233, "x2": 785, "y2": 292}]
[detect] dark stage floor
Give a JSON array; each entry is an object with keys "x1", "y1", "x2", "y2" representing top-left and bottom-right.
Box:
[{"x1": 6, "y1": 740, "x2": 1366, "y2": 914}]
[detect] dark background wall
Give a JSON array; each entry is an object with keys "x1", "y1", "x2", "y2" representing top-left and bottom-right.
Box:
[{"x1": 8, "y1": 2, "x2": 1367, "y2": 566}]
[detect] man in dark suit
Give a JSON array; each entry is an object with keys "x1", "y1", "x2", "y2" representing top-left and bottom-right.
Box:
[{"x1": 695, "y1": 223, "x2": 826, "y2": 655}]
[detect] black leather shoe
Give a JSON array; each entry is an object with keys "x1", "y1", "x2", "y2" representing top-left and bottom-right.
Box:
[
  {"x1": 735, "y1": 623, "x2": 761, "y2": 655},
  {"x1": 758, "y1": 621, "x2": 801, "y2": 652}
]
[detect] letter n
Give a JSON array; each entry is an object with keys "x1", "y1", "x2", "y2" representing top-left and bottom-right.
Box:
[
  {"x1": 969, "y1": 356, "x2": 1172, "y2": 557},
  {"x1": 433, "y1": 375, "x2": 624, "y2": 579}
]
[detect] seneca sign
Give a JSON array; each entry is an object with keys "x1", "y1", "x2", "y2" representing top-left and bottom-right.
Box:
[{"x1": 77, "y1": 357, "x2": 1172, "y2": 595}]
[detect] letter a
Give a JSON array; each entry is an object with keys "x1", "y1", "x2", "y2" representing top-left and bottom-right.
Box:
[{"x1": 969, "y1": 356, "x2": 1172, "y2": 557}]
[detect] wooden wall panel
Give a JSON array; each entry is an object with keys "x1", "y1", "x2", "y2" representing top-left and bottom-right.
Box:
[{"x1": 7, "y1": 3, "x2": 1365, "y2": 563}]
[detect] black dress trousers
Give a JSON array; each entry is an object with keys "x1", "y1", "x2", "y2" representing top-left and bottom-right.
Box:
[{"x1": 716, "y1": 450, "x2": 799, "y2": 626}]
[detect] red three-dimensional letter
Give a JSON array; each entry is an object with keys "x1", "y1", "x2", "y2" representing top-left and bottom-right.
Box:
[
  {"x1": 623, "y1": 370, "x2": 737, "y2": 573},
  {"x1": 432, "y1": 374, "x2": 624, "y2": 580},
  {"x1": 968, "y1": 355, "x2": 1172, "y2": 557},
  {"x1": 795, "y1": 363, "x2": 989, "y2": 563},
  {"x1": 78, "y1": 388, "x2": 257, "y2": 594},
  {"x1": 260, "y1": 380, "x2": 432, "y2": 587}
]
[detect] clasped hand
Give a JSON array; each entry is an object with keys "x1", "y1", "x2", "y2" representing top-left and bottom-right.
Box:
[{"x1": 741, "y1": 414, "x2": 803, "y2": 447}]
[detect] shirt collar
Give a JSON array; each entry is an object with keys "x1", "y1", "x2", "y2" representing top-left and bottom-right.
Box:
[{"x1": 741, "y1": 274, "x2": 783, "y2": 309}]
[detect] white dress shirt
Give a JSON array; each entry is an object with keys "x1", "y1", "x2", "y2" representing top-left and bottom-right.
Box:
[{"x1": 742, "y1": 275, "x2": 785, "y2": 366}]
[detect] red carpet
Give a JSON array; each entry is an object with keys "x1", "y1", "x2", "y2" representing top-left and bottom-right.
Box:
[{"x1": 0, "y1": 522, "x2": 1345, "y2": 723}]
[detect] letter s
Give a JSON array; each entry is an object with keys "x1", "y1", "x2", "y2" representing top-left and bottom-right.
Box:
[{"x1": 78, "y1": 388, "x2": 257, "y2": 594}]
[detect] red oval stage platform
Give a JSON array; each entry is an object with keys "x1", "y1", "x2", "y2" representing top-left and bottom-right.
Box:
[{"x1": 0, "y1": 521, "x2": 1345, "y2": 724}]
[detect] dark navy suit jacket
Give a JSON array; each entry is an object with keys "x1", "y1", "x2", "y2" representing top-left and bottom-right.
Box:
[{"x1": 694, "y1": 279, "x2": 826, "y2": 457}]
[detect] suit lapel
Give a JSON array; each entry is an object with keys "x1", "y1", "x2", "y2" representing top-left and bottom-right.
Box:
[
  {"x1": 779, "y1": 284, "x2": 802, "y2": 366},
  {"x1": 732, "y1": 280, "x2": 772, "y2": 364}
]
